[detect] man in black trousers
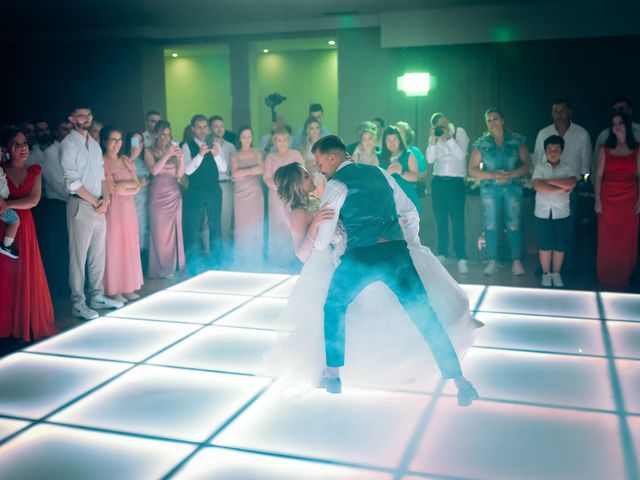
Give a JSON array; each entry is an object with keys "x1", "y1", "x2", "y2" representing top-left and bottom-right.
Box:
[{"x1": 182, "y1": 114, "x2": 223, "y2": 273}]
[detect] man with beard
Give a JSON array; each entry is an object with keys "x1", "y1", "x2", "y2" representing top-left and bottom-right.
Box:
[
  {"x1": 60, "y1": 102, "x2": 123, "y2": 320},
  {"x1": 26, "y1": 120, "x2": 52, "y2": 166}
]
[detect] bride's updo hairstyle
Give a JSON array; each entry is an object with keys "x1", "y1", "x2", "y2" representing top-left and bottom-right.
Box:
[{"x1": 274, "y1": 162, "x2": 308, "y2": 210}]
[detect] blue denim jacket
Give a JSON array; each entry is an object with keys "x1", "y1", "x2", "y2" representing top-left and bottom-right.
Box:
[{"x1": 472, "y1": 131, "x2": 526, "y2": 185}]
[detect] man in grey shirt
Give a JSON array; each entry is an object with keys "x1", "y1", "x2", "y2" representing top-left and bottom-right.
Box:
[{"x1": 60, "y1": 102, "x2": 123, "y2": 320}]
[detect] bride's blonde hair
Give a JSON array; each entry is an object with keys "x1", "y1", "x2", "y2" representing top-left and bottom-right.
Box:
[{"x1": 274, "y1": 163, "x2": 309, "y2": 210}]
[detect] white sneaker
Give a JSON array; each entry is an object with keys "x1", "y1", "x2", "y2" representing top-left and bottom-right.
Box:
[
  {"x1": 72, "y1": 302, "x2": 99, "y2": 320},
  {"x1": 436, "y1": 255, "x2": 448, "y2": 265},
  {"x1": 551, "y1": 273, "x2": 564, "y2": 287},
  {"x1": 483, "y1": 260, "x2": 498, "y2": 276},
  {"x1": 541, "y1": 273, "x2": 552, "y2": 287},
  {"x1": 90, "y1": 294, "x2": 124, "y2": 310},
  {"x1": 457, "y1": 259, "x2": 469, "y2": 274},
  {"x1": 512, "y1": 260, "x2": 526, "y2": 276}
]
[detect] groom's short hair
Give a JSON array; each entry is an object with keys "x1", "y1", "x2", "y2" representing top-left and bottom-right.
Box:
[{"x1": 311, "y1": 135, "x2": 346, "y2": 154}]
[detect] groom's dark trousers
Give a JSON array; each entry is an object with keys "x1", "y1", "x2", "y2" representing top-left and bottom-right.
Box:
[{"x1": 323, "y1": 240, "x2": 462, "y2": 379}]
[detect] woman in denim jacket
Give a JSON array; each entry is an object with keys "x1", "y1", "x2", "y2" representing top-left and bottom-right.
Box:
[{"x1": 469, "y1": 109, "x2": 532, "y2": 276}]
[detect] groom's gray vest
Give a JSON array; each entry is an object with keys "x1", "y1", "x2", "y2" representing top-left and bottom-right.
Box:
[{"x1": 332, "y1": 163, "x2": 404, "y2": 251}]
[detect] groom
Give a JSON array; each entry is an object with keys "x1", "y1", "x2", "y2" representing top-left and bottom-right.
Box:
[{"x1": 313, "y1": 135, "x2": 478, "y2": 406}]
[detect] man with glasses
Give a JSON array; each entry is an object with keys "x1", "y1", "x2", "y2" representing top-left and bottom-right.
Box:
[{"x1": 60, "y1": 103, "x2": 123, "y2": 320}]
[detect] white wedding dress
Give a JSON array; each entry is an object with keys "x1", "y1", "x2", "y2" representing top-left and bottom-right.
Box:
[{"x1": 264, "y1": 214, "x2": 477, "y2": 396}]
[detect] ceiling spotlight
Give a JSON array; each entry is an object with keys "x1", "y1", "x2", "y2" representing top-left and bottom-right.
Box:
[
  {"x1": 263, "y1": 49, "x2": 269, "y2": 53},
  {"x1": 171, "y1": 53, "x2": 178, "y2": 58},
  {"x1": 328, "y1": 40, "x2": 336, "y2": 46}
]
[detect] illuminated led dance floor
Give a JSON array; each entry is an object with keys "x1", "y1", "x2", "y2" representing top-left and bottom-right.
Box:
[{"x1": 0, "y1": 271, "x2": 638, "y2": 479}]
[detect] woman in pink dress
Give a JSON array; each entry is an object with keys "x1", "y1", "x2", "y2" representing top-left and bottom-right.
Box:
[
  {"x1": 263, "y1": 128, "x2": 304, "y2": 269},
  {"x1": 231, "y1": 126, "x2": 265, "y2": 268},
  {"x1": 145, "y1": 121, "x2": 186, "y2": 278},
  {"x1": 0, "y1": 130, "x2": 56, "y2": 342},
  {"x1": 101, "y1": 126, "x2": 144, "y2": 302}
]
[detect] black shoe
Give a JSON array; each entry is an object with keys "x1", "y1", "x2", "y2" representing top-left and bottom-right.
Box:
[
  {"x1": 319, "y1": 375, "x2": 342, "y2": 394},
  {"x1": 0, "y1": 243, "x2": 18, "y2": 259}
]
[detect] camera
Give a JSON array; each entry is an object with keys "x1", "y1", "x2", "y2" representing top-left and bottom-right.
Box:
[
  {"x1": 264, "y1": 93, "x2": 287, "y2": 109},
  {"x1": 434, "y1": 126, "x2": 446, "y2": 137}
]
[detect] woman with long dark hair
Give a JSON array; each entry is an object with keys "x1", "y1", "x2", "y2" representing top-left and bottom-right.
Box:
[
  {"x1": 594, "y1": 112, "x2": 640, "y2": 286},
  {"x1": 380, "y1": 126, "x2": 420, "y2": 210},
  {"x1": 0, "y1": 129, "x2": 56, "y2": 342},
  {"x1": 101, "y1": 126, "x2": 143, "y2": 302}
]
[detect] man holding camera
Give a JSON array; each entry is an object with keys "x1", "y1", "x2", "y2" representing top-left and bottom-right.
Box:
[
  {"x1": 426, "y1": 113, "x2": 470, "y2": 274},
  {"x1": 182, "y1": 114, "x2": 224, "y2": 272}
]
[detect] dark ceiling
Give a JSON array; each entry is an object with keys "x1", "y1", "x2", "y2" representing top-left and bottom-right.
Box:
[{"x1": 5, "y1": 0, "x2": 555, "y2": 35}]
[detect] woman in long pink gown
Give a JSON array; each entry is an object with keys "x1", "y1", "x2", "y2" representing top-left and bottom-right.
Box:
[
  {"x1": 231, "y1": 126, "x2": 265, "y2": 268},
  {"x1": 263, "y1": 129, "x2": 304, "y2": 269},
  {"x1": 145, "y1": 121, "x2": 186, "y2": 278},
  {"x1": 102, "y1": 127, "x2": 144, "y2": 301}
]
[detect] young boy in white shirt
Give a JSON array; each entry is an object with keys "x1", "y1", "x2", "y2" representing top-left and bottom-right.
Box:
[{"x1": 532, "y1": 135, "x2": 577, "y2": 287}]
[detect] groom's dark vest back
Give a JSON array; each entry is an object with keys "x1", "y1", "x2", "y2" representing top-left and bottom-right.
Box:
[
  {"x1": 332, "y1": 163, "x2": 404, "y2": 250},
  {"x1": 187, "y1": 140, "x2": 219, "y2": 192}
]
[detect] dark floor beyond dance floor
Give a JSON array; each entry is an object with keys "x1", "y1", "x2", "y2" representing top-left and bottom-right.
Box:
[{"x1": 0, "y1": 269, "x2": 638, "y2": 479}]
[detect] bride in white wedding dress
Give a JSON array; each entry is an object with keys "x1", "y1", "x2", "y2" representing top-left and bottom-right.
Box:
[{"x1": 264, "y1": 162, "x2": 479, "y2": 397}]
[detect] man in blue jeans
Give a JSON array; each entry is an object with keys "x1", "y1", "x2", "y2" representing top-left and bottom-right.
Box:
[{"x1": 313, "y1": 135, "x2": 478, "y2": 406}]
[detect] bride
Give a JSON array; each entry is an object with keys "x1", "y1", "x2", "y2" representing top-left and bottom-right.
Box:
[{"x1": 264, "y1": 162, "x2": 479, "y2": 402}]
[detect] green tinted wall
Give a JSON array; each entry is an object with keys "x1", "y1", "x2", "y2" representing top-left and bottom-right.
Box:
[
  {"x1": 250, "y1": 49, "x2": 338, "y2": 140},
  {"x1": 164, "y1": 49, "x2": 232, "y2": 139}
]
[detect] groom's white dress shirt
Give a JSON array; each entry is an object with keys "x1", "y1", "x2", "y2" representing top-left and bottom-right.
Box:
[{"x1": 314, "y1": 161, "x2": 420, "y2": 251}]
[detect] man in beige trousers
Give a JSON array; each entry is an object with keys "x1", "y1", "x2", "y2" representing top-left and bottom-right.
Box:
[{"x1": 60, "y1": 102, "x2": 123, "y2": 320}]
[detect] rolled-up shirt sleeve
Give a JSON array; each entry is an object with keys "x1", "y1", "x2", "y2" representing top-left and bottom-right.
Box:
[
  {"x1": 314, "y1": 179, "x2": 347, "y2": 251},
  {"x1": 183, "y1": 143, "x2": 204, "y2": 176},
  {"x1": 379, "y1": 167, "x2": 420, "y2": 245},
  {"x1": 60, "y1": 141, "x2": 83, "y2": 193}
]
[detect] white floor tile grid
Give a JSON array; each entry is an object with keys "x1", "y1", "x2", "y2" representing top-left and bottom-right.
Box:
[{"x1": 0, "y1": 272, "x2": 636, "y2": 480}]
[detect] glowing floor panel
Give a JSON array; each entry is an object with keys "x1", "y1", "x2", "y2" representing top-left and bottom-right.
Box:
[{"x1": 0, "y1": 271, "x2": 638, "y2": 480}]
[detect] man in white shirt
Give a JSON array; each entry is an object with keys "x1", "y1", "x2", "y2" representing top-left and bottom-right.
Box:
[
  {"x1": 36, "y1": 120, "x2": 72, "y2": 296},
  {"x1": 142, "y1": 110, "x2": 162, "y2": 148},
  {"x1": 593, "y1": 97, "x2": 640, "y2": 163},
  {"x1": 60, "y1": 103, "x2": 123, "y2": 320},
  {"x1": 312, "y1": 135, "x2": 478, "y2": 406},
  {"x1": 182, "y1": 114, "x2": 224, "y2": 272},
  {"x1": 533, "y1": 100, "x2": 591, "y2": 275},
  {"x1": 426, "y1": 113, "x2": 470, "y2": 273},
  {"x1": 532, "y1": 135, "x2": 577, "y2": 288},
  {"x1": 26, "y1": 120, "x2": 52, "y2": 166},
  {"x1": 208, "y1": 115, "x2": 236, "y2": 259}
]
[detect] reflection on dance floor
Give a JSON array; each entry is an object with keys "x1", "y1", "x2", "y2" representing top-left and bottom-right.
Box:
[{"x1": 0, "y1": 271, "x2": 638, "y2": 479}]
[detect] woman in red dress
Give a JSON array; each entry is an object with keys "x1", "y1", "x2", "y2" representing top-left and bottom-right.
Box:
[
  {"x1": 0, "y1": 130, "x2": 57, "y2": 341},
  {"x1": 594, "y1": 112, "x2": 640, "y2": 286}
]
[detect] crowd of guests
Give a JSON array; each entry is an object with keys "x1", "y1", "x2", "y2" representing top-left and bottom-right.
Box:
[{"x1": 0, "y1": 97, "x2": 639, "y2": 345}]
